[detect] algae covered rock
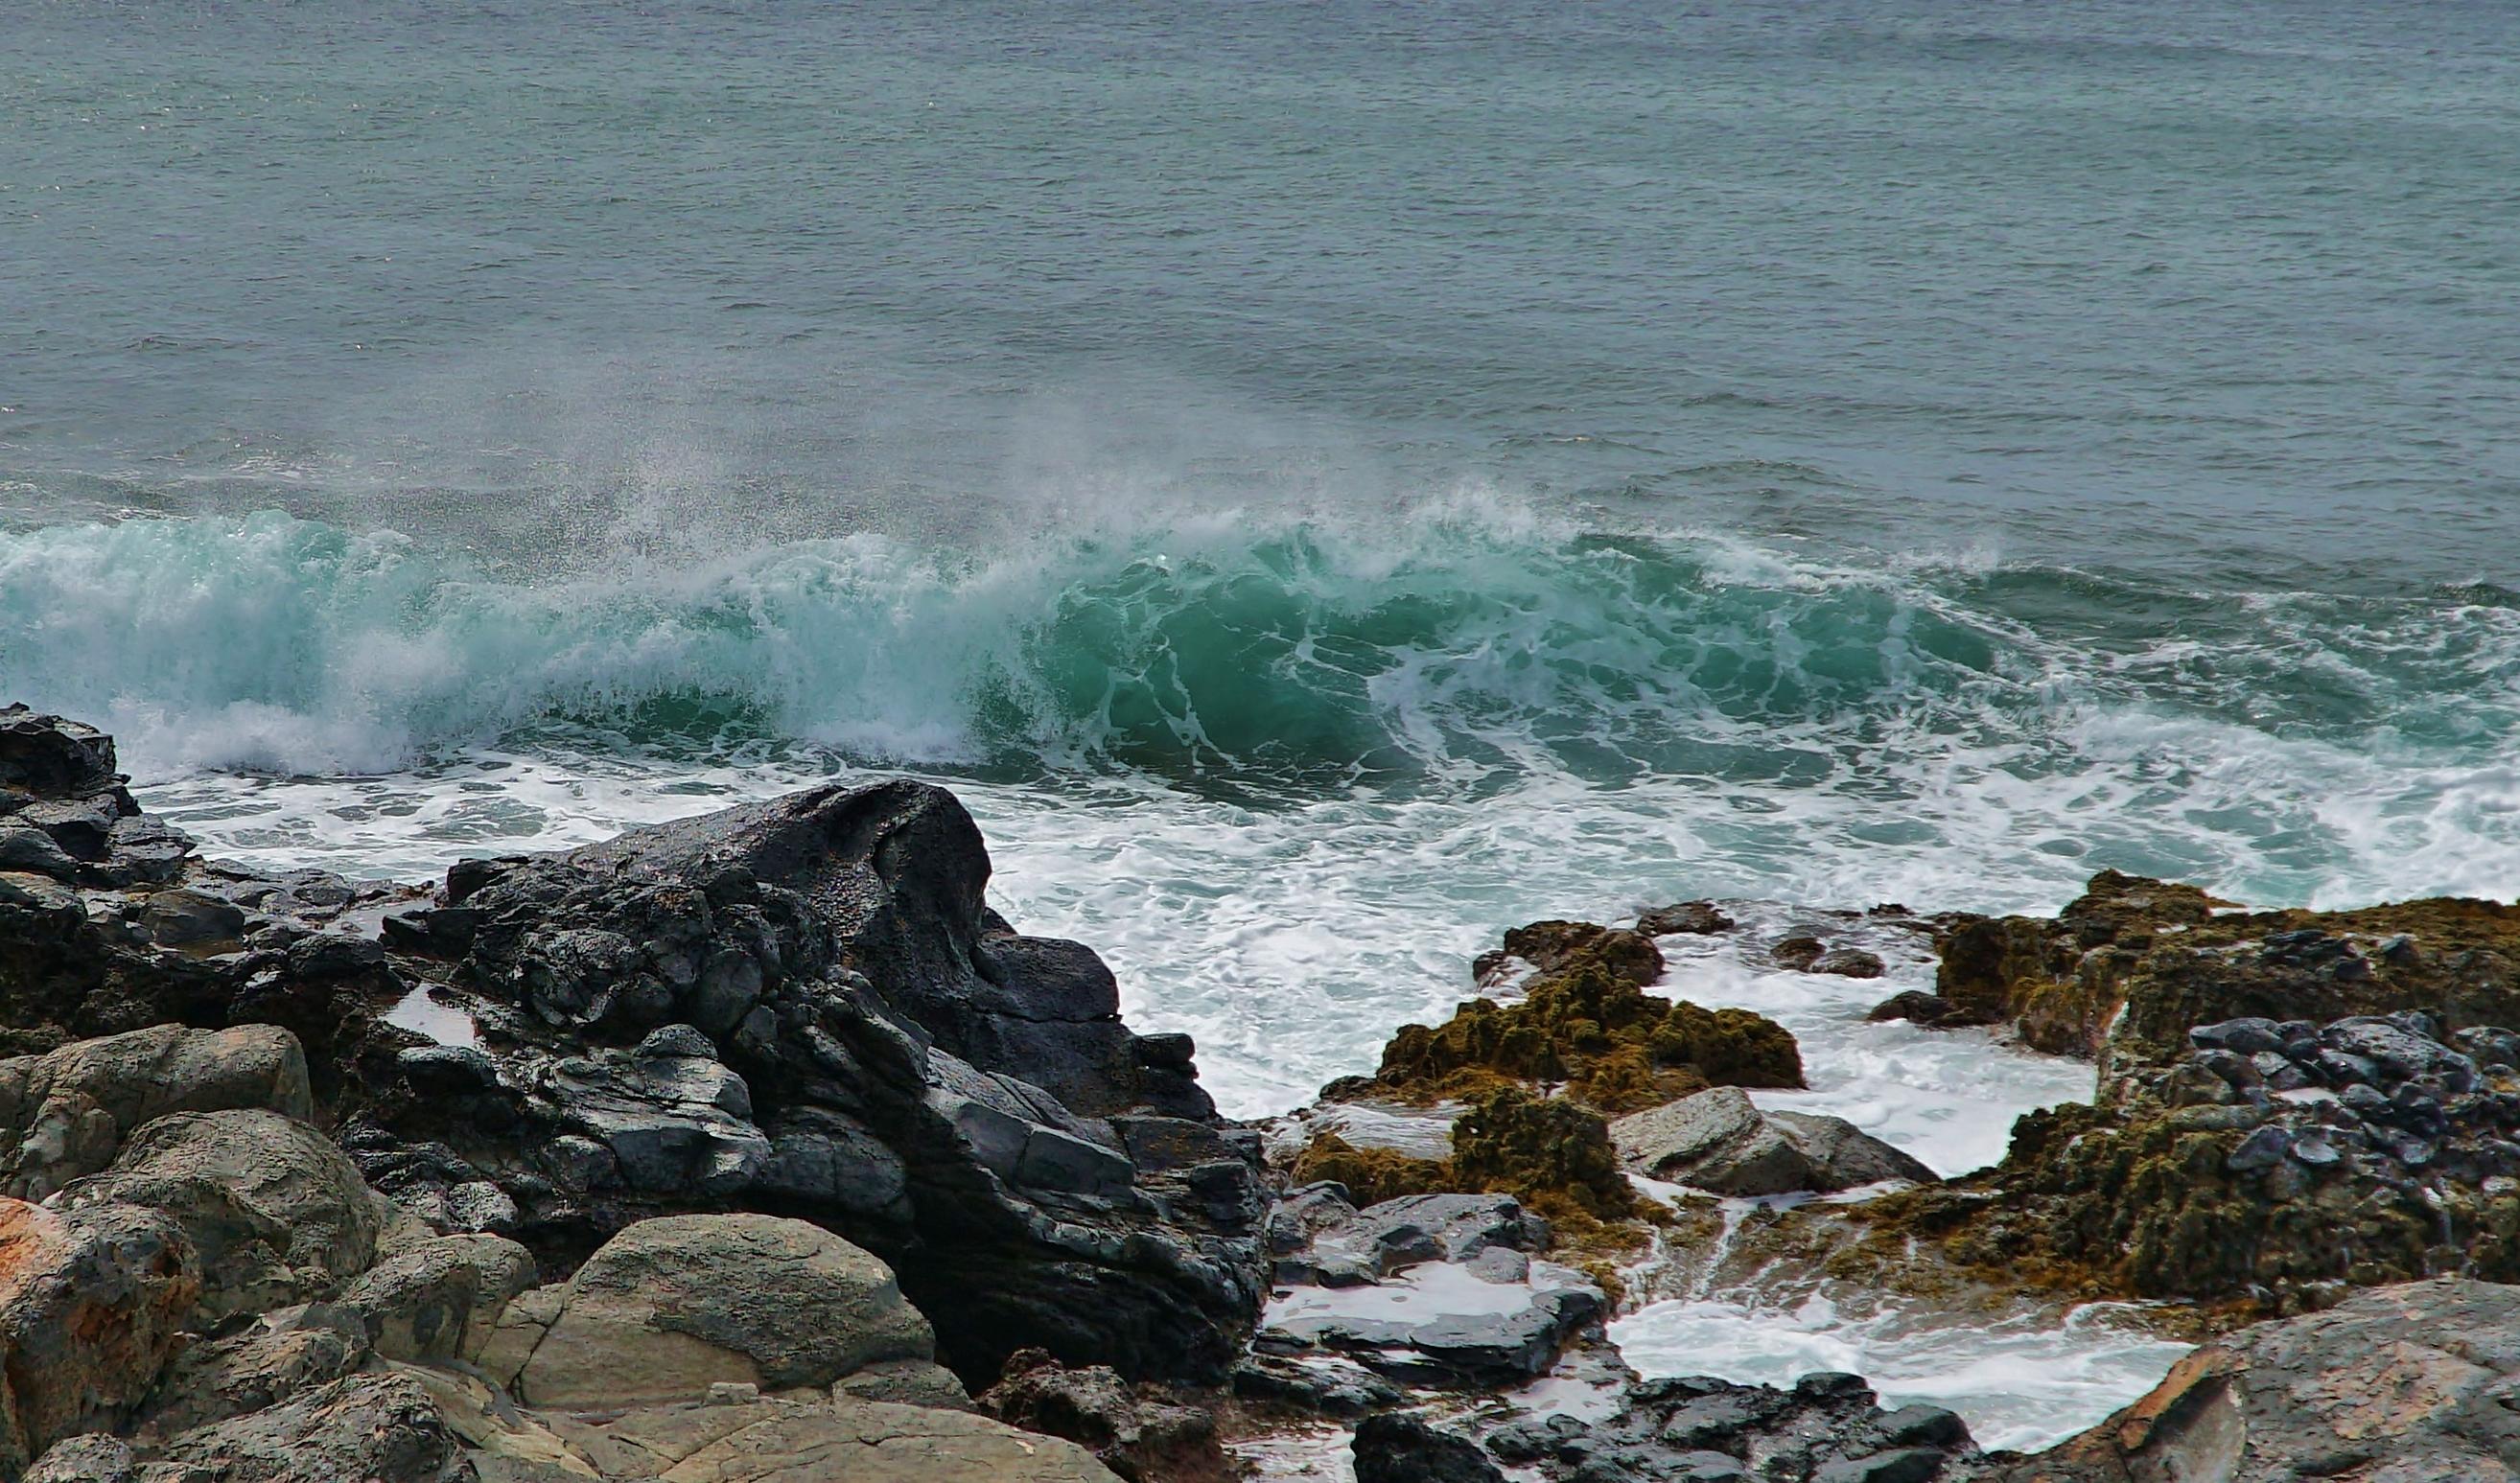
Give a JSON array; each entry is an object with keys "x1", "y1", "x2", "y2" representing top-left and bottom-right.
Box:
[
  {"x1": 1450, "y1": 1086, "x2": 1637, "y2": 1222},
  {"x1": 1935, "y1": 869, "x2": 2520, "y2": 1060},
  {"x1": 1358, "y1": 920, "x2": 1802, "y2": 1115},
  {"x1": 1285, "y1": 1132, "x2": 1455, "y2": 1208}
]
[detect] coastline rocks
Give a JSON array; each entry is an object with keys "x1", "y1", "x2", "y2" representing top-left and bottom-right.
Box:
[
  {"x1": 1862, "y1": 1003, "x2": 2520, "y2": 1309},
  {"x1": 980, "y1": 1349, "x2": 1232, "y2": 1483},
  {"x1": 58, "y1": 1108, "x2": 382, "y2": 1324},
  {"x1": 1865, "y1": 991, "x2": 1975, "y2": 1031},
  {"x1": 1359, "y1": 920, "x2": 1802, "y2": 1115},
  {"x1": 1473, "y1": 921, "x2": 1665, "y2": 992},
  {"x1": 0, "y1": 1024, "x2": 314, "y2": 1198},
  {"x1": 1257, "y1": 1185, "x2": 1605, "y2": 1388},
  {"x1": 125, "y1": 1302, "x2": 372, "y2": 1444},
  {"x1": 1933, "y1": 869, "x2": 2520, "y2": 1060},
  {"x1": 370, "y1": 779, "x2": 1266, "y2": 1385},
  {"x1": 1366, "y1": 1372, "x2": 1980, "y2": 1483},
  {"x1": 572, "y1": 1395, "x2": 1126, "y2": 1482},
  {"x1": 484, "y1": 1213, "x2": 935, "y2": 1408},
  {"x1": 1638, "y1": 901, "x2": 1737, "y2": 938},
  {"x1": 338, "y1": 1233, "x2": 538, "y2": 1366},
  {"x1": 140, "y1": 1371, "x2": 464, "y2": 1483},
  {"x1": 1352, "y1": 1413, "x2": 1505, "y2": 1483},
  {"x1": 1611, "y1": 1087, "x2": 1937, "y2": 1196},
  {"x1": 2009, "y1": 1277, "x2": 2520, "y2": 1481},
  {"x1": 1271, "y1": 1191, "x2": 1551, "y2": 1288},
  {"x1": 0, "y1": 1198, "x2": 199, "y2": 1475}
]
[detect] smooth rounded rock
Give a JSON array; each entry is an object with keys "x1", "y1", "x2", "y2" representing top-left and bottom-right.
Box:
[{"x1": 503, "y1": 1213, "x2": 935, "y2": 1407}]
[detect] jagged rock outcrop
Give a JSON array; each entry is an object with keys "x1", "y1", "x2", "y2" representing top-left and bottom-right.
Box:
[
  {"x1": 363, "y1": 784, "x2": 1268, "y2": 1384},
  {"x1": 1931, "y1": 869, "x2": 2520, "y2": 1060},
  {"x1": 1255, "y1": 1185, "x2": 1607, "y2": 1388},
  {"x1": 1862, "y1": 1000, "x2": 2520, "y2": 1311},
  {"x1": 1352, "y1": 918, "x2": 1802, "y2": 1115},
  {"x1": 0, "y1": 709, "x2": 1267, "y2": 1389}
]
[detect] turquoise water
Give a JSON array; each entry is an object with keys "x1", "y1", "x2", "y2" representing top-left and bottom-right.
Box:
[
  {"x1": 8, "y1": 3, "x2": 2517, "y2": 1442},
  {"x1": 5, "y1": 0, "x2": 2519, "y2": 1109}
]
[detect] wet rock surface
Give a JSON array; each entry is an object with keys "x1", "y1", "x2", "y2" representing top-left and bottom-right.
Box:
[
  {"x1": 981, "y1": 1349, "x2": 1233, "y2": 1483},
  {"x1": 21, "y1": 707, "x2": 2520, "y2": 1483},
  {"x1": 1355, "y1": 1371, "x2": 1981, "y2": 1483},
  {"x1": 2005, "y1": 1277, "x2": 2520, "y2": 1482},
  {"x1": 1863, "y1": 998, "x2": 2520, "y2": 1310},
  {"x1": 1612, "y1": 1086, "x2": 1938, "y2": 1196}
]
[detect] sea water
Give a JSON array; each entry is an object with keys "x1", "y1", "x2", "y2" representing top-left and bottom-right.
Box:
[{"x1": 7, "y1": 0, "x2": 2517, "y2": 1451}]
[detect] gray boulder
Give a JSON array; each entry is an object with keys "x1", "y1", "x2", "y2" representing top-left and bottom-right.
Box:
[
  {"x1": 1273, "y1": 1192, "x2": 1549, "y2": 1286},
  {"x1": 338, "y1": 1232, "x2": 538, "y2": 1365},
  {"x1": 143, "y1": 1371, "x2": 464, "y2": 1483},
  {"x1": 23, "y1": 1436, "x2": 139, "y2": 1483},
  {"x1": 2012, "y1": 1277, "x2": 2520, "y2": 1481},
  {"x1": 0, "y1": 1024, "x2": 314, "y2": 1197},
  {"x1": 555, "y1": 1396, "x2": 1123, "y2": 1482},
  {"x1": 1610, "y1": 1087, "x2": 1937, "y2": 1195},
  {"x1": 485, "y1": 1213, "x2": 935, "y2": 1408},
  {"x1": 58, "y1": 1108, "x2": 383, "y2": 1321},
  {"x1": 126, "y1": 1303, "x2": 370, "y2": 1444}
]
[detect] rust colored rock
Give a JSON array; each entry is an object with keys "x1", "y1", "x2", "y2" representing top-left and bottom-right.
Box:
[{"x1": 0, "y1": 1196, "x2": 198, "y2": 1474}]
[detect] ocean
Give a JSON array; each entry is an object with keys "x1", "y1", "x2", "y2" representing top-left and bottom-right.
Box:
[{"x1": 5, "y1": 0, "x2": 2515, "y2": 1448}]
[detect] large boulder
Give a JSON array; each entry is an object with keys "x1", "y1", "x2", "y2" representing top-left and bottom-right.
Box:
[
  {"x1": 1610, "y1": 1087, "x2": 1937, "y2": 1196},
  {"x1": 58, "y1": 1108, "x2": 382, "y2": 1322},
  {"x1": 0, "y1": 1198, "x2": 198, "y2": 1475},
  {"x1": 0, "y1": 1025, "x2": 314, "y2": 1197},
  {"x1": 2010, "y1": 1277, "x2": 2520, "y2": 1482},
  {"x1": 365, "y1": 780, "x2": 1267, "y2": 1385},
  {"x1": 485, "y1": 1214, "x2": 934, "y2": 1408}
]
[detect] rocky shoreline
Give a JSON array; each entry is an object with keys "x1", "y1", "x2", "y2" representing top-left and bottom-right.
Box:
[{"x1": 3, "y1": 701, "x2": 2518, "y2": 1481}]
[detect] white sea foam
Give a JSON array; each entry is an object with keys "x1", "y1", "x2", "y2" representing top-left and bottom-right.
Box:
[{"x1": 1609, "y1": 1296, "x2": 2193, "y2": 1453}]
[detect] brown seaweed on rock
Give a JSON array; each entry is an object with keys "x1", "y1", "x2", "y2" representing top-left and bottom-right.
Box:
[{"x1": 1349, "y1": 925, "x2": 1803, "y2": 1116}]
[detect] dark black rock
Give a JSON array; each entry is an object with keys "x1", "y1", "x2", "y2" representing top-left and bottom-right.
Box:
[
  {"x1": 1639, "y1": 901, "x2": 1737, "y2": 937},
  {"x1": 1352, "y1": 1414, "x2": 1505, "y2": 1483},
  {"x1": 1866, "y1": 990, "x2": 1976, "y2": 1029},
  {"x1": 1810, "y1": 949, "x2": 1887, "y2": 980},
  {"x1": 2190, "y1": 1017, "x2": 2289, "y2": 1057}
]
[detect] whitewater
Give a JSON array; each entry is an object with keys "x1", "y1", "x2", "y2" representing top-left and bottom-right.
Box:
[
  {"x1": 6, "y1": 494, "x2": 2516, "y2": 1447},
  {"x1": 11, "y1": 0, "x2": 2520, "y2": 1458}
]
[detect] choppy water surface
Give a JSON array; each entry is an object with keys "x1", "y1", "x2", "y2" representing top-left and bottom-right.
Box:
[{"x1": 8, "y1": 0, "x2": 2516, "y2": 1452}]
